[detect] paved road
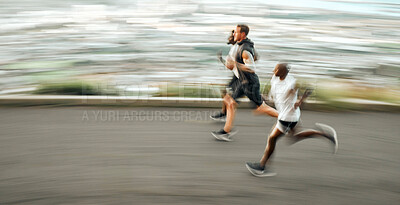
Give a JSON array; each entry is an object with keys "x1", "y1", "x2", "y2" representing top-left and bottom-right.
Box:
[{"x1": 0, "y1": 107, "x2": 399, "y2": 204}]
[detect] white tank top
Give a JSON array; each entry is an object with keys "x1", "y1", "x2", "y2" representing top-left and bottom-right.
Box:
[
  {"x1": 269, "y1": 74, "x2": 301, "y2": 122},
  {"x1": 228, "y1": 44, "x2": 240, "y2": 78}
]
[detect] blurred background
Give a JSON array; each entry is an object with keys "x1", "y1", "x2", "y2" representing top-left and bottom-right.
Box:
[
  {"x1": 1, "y1": 1, "x2": 400, "y2": 204},
  {"x1": 0, "y1": 0, "x2": 399, "y2": 104}
]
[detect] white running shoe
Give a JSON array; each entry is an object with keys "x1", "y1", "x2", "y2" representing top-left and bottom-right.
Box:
[{"x1": 315, "y1": 123, "x2": 338, "y2": 154}]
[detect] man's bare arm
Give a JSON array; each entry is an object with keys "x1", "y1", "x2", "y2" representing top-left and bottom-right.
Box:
[
  {"x1": 235, "y1": 51, "x2": 256, "y2": 74},
  {"x1": 295, "y1": 88, "x2": 313, "y2": 109}
]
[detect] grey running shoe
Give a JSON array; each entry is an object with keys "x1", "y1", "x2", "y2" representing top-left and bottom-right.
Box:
[
  {"x1": 245, "y1": 162, "x2": 276, "y2": 177},
  {"x1": 210, "y1": 112, "x2": 226, "y2": 122},
  {"x1": 211, "y1": 129, "x2": 238, "y2": 142},
  {"x1": 316, "y1": 123, "x2": 338, "y2": 154}
]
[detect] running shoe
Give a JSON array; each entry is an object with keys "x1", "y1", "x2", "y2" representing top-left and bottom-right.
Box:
[
  {"x1": 211, "y1": 128, "x2": 238, "y2": 141},
  {"x1": 245, "y1": 162, "x2": 276, "y2": 177},
  {"x1": 210, "y1": 112, "x2": 226, "y2": 122},
  {"x1": 315, "y1": 123, "x2": 338, "y2": 154}
]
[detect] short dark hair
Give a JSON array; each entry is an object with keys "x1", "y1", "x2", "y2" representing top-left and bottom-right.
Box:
[{"x1": 237, "y1": 24, "x2": 249, "y2": 36}]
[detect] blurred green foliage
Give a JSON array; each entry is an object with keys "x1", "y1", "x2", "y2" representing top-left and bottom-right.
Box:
[{"x1": 34, "y1": 81, "x2": 119, "y2": 96}]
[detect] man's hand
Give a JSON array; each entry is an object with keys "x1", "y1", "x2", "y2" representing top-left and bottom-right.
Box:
[
  {"x1": 217, "y1": 50, "x2": 226, "y2": 65},
  {"x1": 217, "y1": 50, "x2": 234, "y2": 70},
  {"x1": 294, "y1": 100, "x2": 301, "y2": 109},
  {"x1": 295, "y1": 88, "x2": 313, "y2": 109},
  {"x1": 304, "y1": 88, "x2": 313, "y2": 97}
]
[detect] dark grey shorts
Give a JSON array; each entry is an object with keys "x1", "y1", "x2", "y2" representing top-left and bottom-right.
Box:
[{"x1": 230, "y1": 74, "x2": 262, "y2": 107}]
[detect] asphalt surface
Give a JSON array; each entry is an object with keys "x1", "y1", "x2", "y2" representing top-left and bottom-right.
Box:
[{"x1": 0, "y1": 107, "x2": 399, "y2": 204}]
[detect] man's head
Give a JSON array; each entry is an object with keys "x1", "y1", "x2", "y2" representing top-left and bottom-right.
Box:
[
  {"x1": 234, "y1": 24, "x2": 249, "y2": 42},
  {"x1": 274, "y1": 63, "x2": 290, "y2": 79}
]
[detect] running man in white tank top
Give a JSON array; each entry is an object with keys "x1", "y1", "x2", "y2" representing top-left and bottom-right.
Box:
[{"x1": 245, "y1": 63, "x2": 339, "y2": 177}]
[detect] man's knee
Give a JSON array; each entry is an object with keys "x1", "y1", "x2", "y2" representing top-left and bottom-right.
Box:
[
  {"x1": 228, "y1": 102, "x2": 236, "y2": 110},
  {"x1": 223, "y1": 95, "x2": 231, "y2": 104},
  {"x1": 268, "y1": 134, "x2": 278, "y2": 141},
  {"x1": 255, "y1": 103, "x2": 264, "y2": 111},
  {"x1": 225, "y1": 96, "x2": 236, "y2": 109},
  {"x1": 255, "y1": 103, "x2": 266, "y2": 112},
  {"x1": 269, "y1": 128, "x2": 283, "y2": 139},
  {"x1": 227, "y1": 99, "x2": 236, "y2": 108}
]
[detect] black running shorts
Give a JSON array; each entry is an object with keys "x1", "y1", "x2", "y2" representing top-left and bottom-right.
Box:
[
  {"x1": 277, "y1": 120, "x2": 298, "y2": 133},
  {"x1": 230, "y1": 73, "x2": 263, "y2": 107}
]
